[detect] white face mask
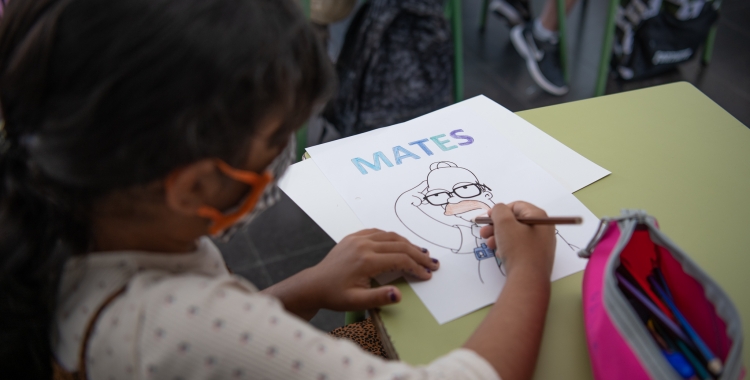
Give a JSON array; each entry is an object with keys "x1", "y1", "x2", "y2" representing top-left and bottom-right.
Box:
[{"x1": 212, "y1": 136, "x2": 296, "y2": 242}]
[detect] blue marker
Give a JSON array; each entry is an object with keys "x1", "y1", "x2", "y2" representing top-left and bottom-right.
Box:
[
  {"x1": 616, "y1": 273, "x2": 692, "y2": 344},
  {"x1": 649, "y1": 276, "x2": 723, "y2": 376},
  {"x1": 662, "y1": 350, "x2": 696, "y2": 379},
  {"x1": 647, "y1": 320, "x2": 697, "y2": 379}
]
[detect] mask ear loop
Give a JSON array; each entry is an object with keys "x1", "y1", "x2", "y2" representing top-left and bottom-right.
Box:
[
  {"x1": 197, "y1": 160, "x2": 273, "y2": 235},
  {"x1": 163, "y1": 160, "x2": 273, "y2": 235}
]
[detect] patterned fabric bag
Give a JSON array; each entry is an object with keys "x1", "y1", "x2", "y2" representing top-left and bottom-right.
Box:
[
  {"x1": 322, "y1": 0, "x2": 453, "y2": 137},
  {"x1": 579, "y1": 210, "x2": 744, "y2": 379},
  {"x1": 612, "y1": 0, "x2": 719, "y2": 80}
]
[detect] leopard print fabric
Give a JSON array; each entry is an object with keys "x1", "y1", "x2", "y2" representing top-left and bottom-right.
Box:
[{"x1": 328, "y1": 318, "x2": 388, "y2": 359}]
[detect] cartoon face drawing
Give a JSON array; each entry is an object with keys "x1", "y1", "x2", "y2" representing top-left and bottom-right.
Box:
[
  {"x1": 420, "y1": 162, "x2": 494, "y2": 223},
  {"x1": 395, "y1": 161, "x2": 498, "y2": 283},
  {"x1": 394, "y1": 161, "x2": 580, "y2": 284}
]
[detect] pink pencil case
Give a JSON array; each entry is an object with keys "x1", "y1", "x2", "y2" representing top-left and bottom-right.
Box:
[{"x1": 579, "y1": 210, "x2": 744, "y2": 379}]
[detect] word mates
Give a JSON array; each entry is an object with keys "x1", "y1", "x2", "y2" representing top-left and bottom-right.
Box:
[{"x1": 351, "y1": 129, "x2": 475, "y2": 175}]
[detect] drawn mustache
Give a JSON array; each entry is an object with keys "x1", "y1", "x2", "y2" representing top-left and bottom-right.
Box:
[{"x1": 443, "y1": 200, "x2": 491, "y2": 216}]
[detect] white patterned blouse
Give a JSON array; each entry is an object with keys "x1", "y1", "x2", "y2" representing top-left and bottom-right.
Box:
[{"x1": 52, "y1": 237, "x2": 500, "y2": 380}]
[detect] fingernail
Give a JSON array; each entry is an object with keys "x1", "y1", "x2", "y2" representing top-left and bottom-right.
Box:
[
  {"x1": 389, "y1": 289, "x2": 397, "y2": 302},
  {"x1": 421, "y1": 247, "x2": 429, "y2": 253},
  {"x1": 431, "y1": 258, "x2": 439, "y2": 264},
  {"x1": 425, "y1": 267, "x2": 431, "y2": 274}
]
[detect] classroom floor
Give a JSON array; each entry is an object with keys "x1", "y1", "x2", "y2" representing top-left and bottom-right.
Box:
[{"x1": 216, "y1": 0, "x2": 750, "y2": 332}]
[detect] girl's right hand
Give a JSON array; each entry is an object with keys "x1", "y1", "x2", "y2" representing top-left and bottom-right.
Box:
[
  {"x1": 479, "y1": 202, "x2": 556, "y2": 278},
  {"x1": 468, "y1": 202, "x2": 556, "y2": 379}
]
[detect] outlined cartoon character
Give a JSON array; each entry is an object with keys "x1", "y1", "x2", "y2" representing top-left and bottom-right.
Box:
[
  {"x1": 395, "y1": 162, "x2": 498, "y2": 283},
  {"x1": 557, "y1": 231, "x2": 580, "y2": 252},
  {"x1": 395, "y1": 161, "x2": 580, "y2": 283}
]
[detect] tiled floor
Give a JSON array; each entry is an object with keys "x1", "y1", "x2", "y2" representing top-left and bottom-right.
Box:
[
  {"x1": 213, "y1": 192, "x2": 340, "y2": 331},
  {"x1": 216, "y1": 0, "x2": 750, "y2": 332}
]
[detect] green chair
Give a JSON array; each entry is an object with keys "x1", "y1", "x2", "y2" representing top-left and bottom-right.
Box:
[
  {"x1": 297, "y1": 0, "x2": 312, "y2": 161},
  {"x1": 445, "y1": 0, "x2": 465, "y2": 103},
  {"x1": 478, "y1": 0, "x2": 570, "y2": 83},
  {"x1": 594, "y1": 0, "x2": 721, "y2": 97},
  {"x1": 593, "y1": 0, "x2": 619, "y2": 97},
  {"x1": 296, "y1": 0, "x2": 465, "y2": 161}
]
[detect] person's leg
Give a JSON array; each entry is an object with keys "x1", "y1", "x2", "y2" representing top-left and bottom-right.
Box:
[
  {"x1": 539, "y1": 0, "x2": 578, "y2": 32},
  {"x1": 509, "y1": 0, "x2": 579, "y2": 96},
  {"x1": 489, "y1": 0, "x2": 531, "y2": 27}
]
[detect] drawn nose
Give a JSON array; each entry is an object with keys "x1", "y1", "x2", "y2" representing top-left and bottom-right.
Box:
[{"x1": 446, "y1": 195, "x2": 462, "y2": 204}]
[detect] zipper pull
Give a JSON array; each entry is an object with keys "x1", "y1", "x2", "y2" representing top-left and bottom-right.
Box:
[{"x1": 578, "y1": 218, "x2": 611, "y2": 258}]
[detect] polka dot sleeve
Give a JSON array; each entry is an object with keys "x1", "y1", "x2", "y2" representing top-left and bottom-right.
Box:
[{"x1": 87, "y1": 273, "x2": 500, "y2": 380}]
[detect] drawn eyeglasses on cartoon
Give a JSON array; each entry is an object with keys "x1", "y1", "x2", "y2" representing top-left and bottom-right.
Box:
[
  {"x1": 422, "y1": 183, "x2": 492, "y2": 206},
  {"x1": 395, "y1": 162, "x2": 497, "y2": 283}
]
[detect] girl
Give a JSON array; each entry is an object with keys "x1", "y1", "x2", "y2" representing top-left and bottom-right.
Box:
[{"x1": 0, "y1": 0, "x2": 556, "y2": 379}]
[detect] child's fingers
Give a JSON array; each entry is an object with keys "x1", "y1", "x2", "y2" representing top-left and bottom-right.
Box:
[
  {"x1": 479, "y1": 224, "x2": 494, "y2": 239},
  {"x1": 371, "y1": 241, "x2": 438, "y2": 270},
  {"x1": 366, "y1": 230, "x2": 410, "y2": 243},
  {"x1": 344, "y1": 286, "x2": 401, "y2": 310},
  {"x1": 486, "y1": 236, "x2": 496, "y2": 251},
  {"x1": 365, "y1": 231, "x2": 431, "y2": 256},
  {"x1": 507, "y1": 201, "x2": 548, "y2": 218},
  {"x1": 349, "y1": 228, "x2": 385, "y2": 237},
  {"x1": 489, "y1": 203, "x2": 517, "y2": 226},
  {"x1": 364, "y1": 252, "x2": 434, "y2": 280}
]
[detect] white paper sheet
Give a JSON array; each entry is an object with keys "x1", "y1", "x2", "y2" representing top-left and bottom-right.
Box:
[
  {"x1": 278, "y1": 160, "x2": 364, "y2": 242},
  {"x1": 306, "y1": 103, "x2": 600, "y2": 324},
  {"x1": 278, "y1": 96, "x2": 610, "y2": 246},
  {"x1": 459, "y1": 96, "x2": 610, "y2": 192}
]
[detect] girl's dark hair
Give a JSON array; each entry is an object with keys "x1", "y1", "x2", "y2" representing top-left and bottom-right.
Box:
[{"x1": 0, "y1": 0, "x2": 334, "y2": 377}]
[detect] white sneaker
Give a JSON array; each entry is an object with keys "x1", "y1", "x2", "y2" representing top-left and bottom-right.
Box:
[{"x1": 510, "y1": 23, "x2": 569, "y2": 96}]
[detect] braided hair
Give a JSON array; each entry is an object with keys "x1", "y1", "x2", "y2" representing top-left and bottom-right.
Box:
[{"x1": 0, "y1": 0, "x2": 334, "y2": 377}]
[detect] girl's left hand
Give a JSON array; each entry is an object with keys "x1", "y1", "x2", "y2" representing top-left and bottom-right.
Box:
[{"x1": 310, "y1": 228, "x2": 439, "y2": 311}]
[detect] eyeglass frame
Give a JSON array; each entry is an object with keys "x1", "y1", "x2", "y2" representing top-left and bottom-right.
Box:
[{"x1": 422, "y1": 182, "x2": 492, "y2": 206}]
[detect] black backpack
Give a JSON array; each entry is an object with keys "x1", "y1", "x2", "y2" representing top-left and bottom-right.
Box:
[
  {"x1": 323, "y1": 0, "x2": 454, "y2": 137},
  {"x1": 612, "y1": 0, "x2": 719, "y2": 81}
]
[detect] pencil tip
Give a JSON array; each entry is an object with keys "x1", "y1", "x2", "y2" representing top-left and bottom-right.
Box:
[
  {"x1": 470, "y1": 215, "x2": 484, "y2": 223},
  {"x1": 707, "y1": 359, "x2": 723, "y2": 376}
]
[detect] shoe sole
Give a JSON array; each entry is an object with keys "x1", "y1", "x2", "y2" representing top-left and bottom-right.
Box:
[
  {"x1": 510, "y1": 25, "x2": 529, "y2": 59},
  {"x1": 511, "y1": 25, "x2": 569, "y2": 96},
  {"x1": 525, "y1": 59, "x2": 569, "y2": 96}
]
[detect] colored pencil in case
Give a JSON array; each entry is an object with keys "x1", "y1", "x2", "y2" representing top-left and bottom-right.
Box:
[
  {"x1": 615, "y1": 273, "x2": 692, "y2": 343},
  {"x1": 648, "y1": 276, "x2": 723, "y2": 377},
  {"x1": 653, "y1": 319, "x2": 709, "y2": 380},
  {"x1": 646, "y1": 320, "x2": 669, "y2": 349},
  {"x1": 646, "y1": 319, "x2": 696, "y2": 379},
  {"x1": 620, "y1": 258, "x2": 675, "y2": 319},
  {"x1": 654, "y1": 268, "x2": 674, "y2": 300},
  {"x1": 675, "y1": 337, "x2": 713, "y2": 380}
]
